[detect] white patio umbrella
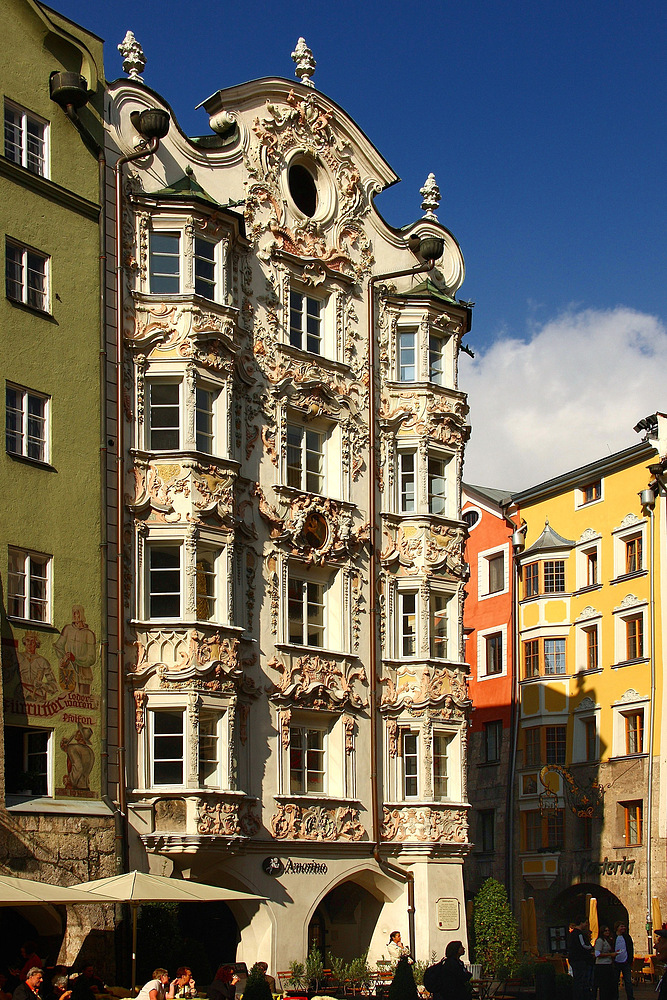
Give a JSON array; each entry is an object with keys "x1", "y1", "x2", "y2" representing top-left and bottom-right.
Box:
[
  {"x1": 78, "y1": 870, "x2": 265, "y2": 991},
  {"x1": 0, "y1": 873, "x2": 116, "y2": 905}
]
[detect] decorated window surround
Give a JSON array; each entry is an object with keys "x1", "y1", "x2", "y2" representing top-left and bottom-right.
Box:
[
  {"x1": 143, "y1": 212, "x2": 231, "y2": 304},
  {"x1": 392, "y1": 439, "x2": 455, "y2": 518},
  {"x1": 279, "y1": 405, "x2": 343, "y2": 500},
  {"x1": 611, "y1": 689, "x2": 649, "y2": 759},
  {"x1": 390, "y1": 304, "x2": 456, "y2": 388},
  {"x1": 611, "y1": 515, "x2": 647, "y2": 582},
  {"x1": 611, "y1": 594, "x2": 649, "y2": 666},
  {"x1": 279, "y1": 556, "x2": 346, "y2": 653},
  {"x1": 138, "y1": 692, "x2": 231, "y2": 793},
  {"x1": 388, "y1": 579, "x2": 457, "y2": 662},
  {"x1": 276, "y1": 709, "x2": 350, "y2": 800},
  {"x1": 385, "y1": 718, "x2": 462, "y2": 803},
  {"x1": 136, "y1": 527, "x2": 232, "y2": 627},
  {"x1": 140, "y1": 361, "x2": 231, "y2": 459},
  {"x1": 574, "y1": 529, "x2": 602, "y2": 592}
]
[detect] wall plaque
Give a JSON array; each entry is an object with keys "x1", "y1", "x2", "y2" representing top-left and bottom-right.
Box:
[{"x1": 436, "y1": 897, "x2": 460, "y2": 930}]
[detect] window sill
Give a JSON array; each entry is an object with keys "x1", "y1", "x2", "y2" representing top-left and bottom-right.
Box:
[
  {"x1": 6, "y1": 452, "x2": 55, "y2": 471},
  {"x1": 610, "y1": 570, "x2": 648, "y2": 584},
  {"x1": 6, "y1": 297, "x2": 54, "y2": 320},
  {"x1": 573, "y1": 584, "x2": 602, "y2": 596},
  {"x1": 477, "y1": 759, "x2": 501, "y2": 767},
  {"x1": 276, "y1": 642, "x2": 354, "y2": 660},
  {"x1": 607, "y1": 753, "x2": 648, "y2": 763},
  {"x1": 6, "y1": 796, "x2": 114, "y2": 816},
  {"x1": 5, "y1": 616, "x2": 56, "y2": 630},
  {"x1": 572, "y1": 666, "x2": 603, "y2": 677},
  {"x1": 131, "y1": 619, "x2": 245, "y2": 634},
  {"x1": 520, "y1": 592, "x2": 571, "y2": 603},
  {"x1": 130, "y1": 447, "x2": 239, "y2": 467},
  {"x1": 520, "y1": 673, "x2": 571, "y2": 684},
  {"x1": 275, "y1": 794, "x2": 361, "y2": 806},
  {"x1": 274, "y1": 484, "x2": 354, "y2": 509},
  {"x1": 611, "y1": 657, "x2": 650, "y2": 669}
]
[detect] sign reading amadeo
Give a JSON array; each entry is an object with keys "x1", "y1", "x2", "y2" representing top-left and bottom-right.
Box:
[
  {"x1": 436, "y1": 897, "x2": 460, "y2": 930},
  {"x1": 262, "y1": 857, "x2": 328, "y2": 877}
]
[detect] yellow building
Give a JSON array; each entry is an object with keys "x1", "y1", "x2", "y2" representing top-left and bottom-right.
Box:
[{"x1": 506, "y1": 419, "x2": 666, "y2": 955}]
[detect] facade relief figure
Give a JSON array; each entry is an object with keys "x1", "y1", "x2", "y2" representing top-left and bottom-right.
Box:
[
  {"x1": 60, "y1": 724, "x2": 95, "y2": 792},
  {"x1": 54, "y1": 605, "x2": 97, "y2": 694},
  {"x1": 15, "y1": 631, "x2": 59, "y2": 703}
]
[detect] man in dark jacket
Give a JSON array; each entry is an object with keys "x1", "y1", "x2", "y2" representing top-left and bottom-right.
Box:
[
  {"x1": 568, "y1": 918, "x2": 595, "y2": 1000},
  {"x1": 13, "y1": 969, "x2": 43, "y2": 1000},
  {"x1": 614, "y1": 921, "x2": 634, "y2": 1000},
  {"x1": 655, "y1": 930, "x2": 667, "y2": 999}
]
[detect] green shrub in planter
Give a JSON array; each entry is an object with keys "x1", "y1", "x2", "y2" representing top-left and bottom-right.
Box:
[
  {"x1": 472, "y1": 878, "x2": 519, "y2": 976},
  {"x1": 388, "y1": 957, "x2": 419, "y2": 1000},
  {"x1": 243, "y1": 965, "x2": 274, "y2": 1000}
]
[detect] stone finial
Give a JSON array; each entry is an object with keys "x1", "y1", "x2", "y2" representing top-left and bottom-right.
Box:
[
  {"x1": 291, "y1": 37, "x2": 316, "y2": 88},
  {"x1": 118, "y1": 30, "x2": 146, "y2": 82},
  {"x1": 420, "y1": 172, "x2": 441, "y2": 220}
]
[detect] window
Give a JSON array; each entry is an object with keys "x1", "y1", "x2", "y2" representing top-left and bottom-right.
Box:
[
  {"x1": 581, "y1": 480, "x2": 601, "y2": 505},
  {"x1": 625, "y1": 535, "x2": 643, "y2": 575},
  {"x1": 484, "y1": 720, "x2": 502, "y2": 763},
  {"x1": 286, "y1": 422, "x2": 324, "y2": 494},
  {"x1": 399, "y1": 452, "x2": 416, "y2": 512},
  {"x1": 488, "y1": 553, "x2": 504, "y2": 594},
  {"x1": 148, "y1": 545, "x2": 181, "y2": 619},
  {"x1": 546, "y1": 725, "x2": 566, "y2": 764},
  {"x1": 432, "y1": 733, "x2": 450, "y2": 800},
  {"x1": 8, "y1": 548, "x2": 50, "y2": 622},
  {"x1": 547, "y1": 809, "x2": 565, "y2": 849},
  {"x1": 430, "y1": 593, "x2": 448, "y2": 658},
  {"x1": 585, "y1": 549, "x2": 598, "y2": 587},
  {"x1": 290, "y1": 291, "x2": 321, "y2": 353},
  {"x1": 399, "y1": 592, "x2": 417, "y2": 656},
  {"x1": 290, "y1": 726, "x2": 325, "y2": 793},
  {"x1": 524, "y1": 640, "x2": 539, "y2": 678},
  {"x1": 428, "y1": 455, "x2": 447, "y2": 514},
  {"x1": 4, "y1": 725, "x2": 51, "y2": 796},
  {"x1": 149, "y1": 231, "x2": 181, "y2": 293},
  {"x1": 6, "y1": 238, "x2": 48, "y2": 311},
  {"x1": 544, "y1": 638, "x2": 566, "y2": 675},
  {"x1": 194, "y1": 236, "x2": 216, "y2": 299},
  {"x1": 625, "y1": 712, "x2": 644, "y2": 755},
  {"x1": 195, "y1": 385, "x2": 218, "y2": 454},
  {"x1": 585, "y1": 626, "x2": 599, "y2": 670},
  {"x1": 544, "y1": 560, "x2": 565, "y2": 593},
  {"x1": 429, "y1": 333, "x2": 446, "y2": 385},
  {"x1": 4, "y1": 101, "x2": 47, "y2": 176},
  {"x1": 580, "y1": 816, "x2": 593, "y2": 849},
  {"x1": 523, "y1": 808, "x2": 564, "y2": 851},
  {"x1": 524, "y1": 810, "x2": 542, "y2": 851},
  {"x1": 479, "y1": 810, "x2": 495, "y2": 852},
  {"x1": 524, "y1": 562, "x2": 539, "y2": 597},
  {"x1": 402, "y1": 731, "x2": 419, "y2": 797},
  {"x1": 524, "y1": 728, "x2": 540, "y2": 767},
  {"x1": 463, "y1": 509, "x2": 480, "y2": 529},
  {"x1": 398, "y1": 330, "x2": 416, "y2": 381},
  {"x1": 151, "y1": 709, "x2": 185, "y2": 785},
  {"x1": 549, "y1": 927, "x2": 568, "y2": 953},
  {"x1": 288, "y1": 574, "x2": 325, "y2": 647},
  {"x1": 199, "y1": 710, "x2": 223, "y2": 787},
  {"x1": 486, "y1": 633, "x2": 503, "y2": 675},
  {"x1": 584, "y1": 718, "x2": 597, "y2": 762},
  {"x1": 626, "y1": 615, "x2": 644, "y2": 660},
  {"x1": 195, "y1": 550, "x2": 221, "y2": 622},
  {"x1": 6, "y1": 384, "x2": 48, "y2": 462},
  {"x1": 148, "y1": 381, "x2": 180, "y2": 450},
  {"x1": 623, "y1": 800, "x2": 643, "y2": 846}
]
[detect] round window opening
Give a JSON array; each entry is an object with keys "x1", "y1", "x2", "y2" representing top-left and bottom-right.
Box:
[
  {"x1": 289, "y1": 163, "x2": 318, "y2": 217},
  {"x1": 463, "y1": 509, "x2": 480, "y2": 529}
]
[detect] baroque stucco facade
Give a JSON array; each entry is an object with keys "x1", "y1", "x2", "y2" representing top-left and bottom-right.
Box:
[{"x1": 104, "y1": 41, "x2": 474, "y2": 968}]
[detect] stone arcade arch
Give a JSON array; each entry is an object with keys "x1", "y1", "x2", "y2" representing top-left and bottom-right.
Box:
[{"x1": 546, "y1": 882, "x2": 628, "y2": 951}]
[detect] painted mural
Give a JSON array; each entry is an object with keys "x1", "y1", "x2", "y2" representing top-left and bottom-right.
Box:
[{"x1": 2, "y1": 604, "x2": 100, "y2": 798}]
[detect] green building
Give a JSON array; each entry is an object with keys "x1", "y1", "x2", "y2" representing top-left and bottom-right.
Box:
[{"x1": 0, "y1": 0, "x2": 117, "y2": 968}]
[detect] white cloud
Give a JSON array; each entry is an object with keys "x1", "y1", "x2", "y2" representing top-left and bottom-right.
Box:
[{"x1": 460, "y1": 306, "x2": 667, "y2": 492}]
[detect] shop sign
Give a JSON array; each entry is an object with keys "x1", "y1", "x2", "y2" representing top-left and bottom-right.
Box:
[
  {"x1": 580, "y1": 856, "x2": 636, "y2": 878},
  {"x1": 262, "y1": 857, "x2": 328, "y2": 877}
]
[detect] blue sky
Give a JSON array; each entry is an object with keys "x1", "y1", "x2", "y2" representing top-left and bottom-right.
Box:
[{"x1": 52, "y1": 0, "x2": 667, "y2": 487}]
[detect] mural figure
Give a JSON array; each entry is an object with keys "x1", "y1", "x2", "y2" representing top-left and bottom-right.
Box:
[
  {"x1": 54, "y1": 606, "x2": 97, "y2": 694},
  {"x1": 16, "y1": 631, "x2": 58, "y2": 703},
  {"x1": 61, "y1": 724, "x2": 95, "y2": 791}
]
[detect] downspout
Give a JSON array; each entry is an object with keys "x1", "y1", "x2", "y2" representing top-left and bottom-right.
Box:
[
  {"x1": 646, "y1": 498, "x2": 656, "y2": 952},
  {"x1": 367, "y1": 244, "x2": 443, "y2": 960},
  {"x1": 506, "y1": 514, "x2": 524, "y2": 907},
  {"x1": 114, "y1": 136, "x2": 160, "y2": 853},
  {"x1": 51, "y1": 91, "x2": 125, "y2": 875}
]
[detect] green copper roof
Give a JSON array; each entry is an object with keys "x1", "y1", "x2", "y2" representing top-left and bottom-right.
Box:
[
  {"x1": 399, "y1": 277, "x2": 457, "y2": 304},
  {"x1": 524, "y1": 518, "x2": 575, "y2": 555},
  {"x1": 148, "y1": 166, "x2": 222, "y2": 208}
]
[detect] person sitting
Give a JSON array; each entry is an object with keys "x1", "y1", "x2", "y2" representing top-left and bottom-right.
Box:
[
  {"x1": 207, "y1": 967, "x2": 239, "y2": 1000},
  {"x1": 171, "y1": 970, "x2": 196, "y2": 999},
  {"x1": 136, "y1": 971, "x2": 175, "y2": 1000},
  {"x1": 255, "y1": 965, "x2": 275, "y2": 994},
  {"x1": 48, "y1": 975, "x2": 72, "y2": 1000},
  {"x1": 71, "y1": 965, "x2": 103, "y2": 1000},
  {"x1": 13, "y1": 969, "x2": 44, "y2": 1000},
  {"x1": 11, "y1": 944, "x2": 43, "y2": 982}
]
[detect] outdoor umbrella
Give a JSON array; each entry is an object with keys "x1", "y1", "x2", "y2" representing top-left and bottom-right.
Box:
[
  {"x1": 0, "y1": 873, "x2": 115, "y2": 905},
  {"x1": 526, "y1": 897, "x2": 539, "y2": 956},
  {"x1": 653, "y1": 896, "x2": 663, "y2": 937},
  {"x1": 588, "y1": 897, "x2": 598, "y2": 944},
  {"x1": 520, "y1": 900, "x2": 530, "y2": 955},
  {"x1": 78, "y1": 870, "x2": 265, "y2": 991}
]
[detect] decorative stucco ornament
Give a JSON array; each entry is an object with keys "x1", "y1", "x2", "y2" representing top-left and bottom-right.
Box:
[
  {"x1": 291, "y1": 37, "x2": 316, "y2": 88},
  {"x1": 420, "y1": 172, "x2": 441, "y2": 220},
  {"x1": 118, "y1": 30, "x2": 147, "y2": 82}
]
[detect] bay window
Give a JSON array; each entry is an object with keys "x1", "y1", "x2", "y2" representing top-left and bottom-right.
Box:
[
  {"x1": 399, "y1": 452, "x2": 416, "y2": 512},
  {"x1": 151, "y1": 708, "x2": 185, "y2": 785},
  {"x1": 290, "y1": 726, "x2": 326, "y2": 794},
  {"x1": 148, "y1": 381, "x2": 181, "y2": 450}
]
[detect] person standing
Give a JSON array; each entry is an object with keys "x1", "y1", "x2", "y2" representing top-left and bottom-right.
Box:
[
  {"x1": 434, "y1": 942, "x2": 472, "y2": 1000},
  {"x1": 568, "y1": 918, "x2": 595, "y2": 1000},
  {"x1": 387, "y1": 932, "x2": 411, "y2": 964},
  {"x1": 613, "y1": 921, "x2": 634, "y2": 1000},
  {"x1": 594, "y1": 926, "x2": 618, "y2": 1000},
  {"x1": 654, "y1": 930, "x2": 667, "y2": 999}
]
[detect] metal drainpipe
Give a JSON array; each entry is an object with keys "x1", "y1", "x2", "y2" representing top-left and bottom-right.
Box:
[
  {"x1": 367, "y1": 255, "x2": 439, "y2": 960},
  {"x1": 646, "y1": 497, "x2": 656, "y2": 951},
  {"x1": 114, "y1": 137, "x2": 159, "y2": 849},
  {"x1": 506, "y1": 519, "x2": 522, "y2": 907}
]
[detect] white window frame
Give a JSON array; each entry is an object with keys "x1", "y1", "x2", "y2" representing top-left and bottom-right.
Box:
[
  {"x1": 574, "y1": 478, "x2": 604, "y2": 509},
  {"x1": 195, "y1": 380, "x2": 221, "y2": 455},
  {"x1": 575, "y1": 532, "x2": 602, "y2": 591},
  {"x1": 398, "y1": 449, "x2": 416, "y2": 513},
  {"x1": 394, "y1": 315, "x2": 453, "y2": 386},
  {"x1": 5, "y1": 382, "x2": 50, "y2": 463},
  {"x1": 612, "y1": 597, "x2": 648, "y2": 665},
  {"x1": 7, "y1": 547, "x2": 51, "y2": 623},
  {"x1": 428, "y1": 331, "x2": 448, "y2": 385},
  {"x1": 394, "y1": 443, "x2": 454, "y2": 517},
  {"x1": 477, "y1": 624, "x2": 507, "y2": 679},
  {"x1": 145, "y1": 541, "x2": 183, "y2": 621},
  {"x1": 397, "y1": 328, "x2": 417, "y2": 382},
  {"x1": 143, "y1": 369, "x2": 227, "y2": 458},
  {"x1": 195, "y1": 546, "x2": 224, "y2": 624},
  {"x1": 427, "y1": 451, "x2": 448, "y2": 514},
  {"x1": 140, "y1": 694, "x2": 230, "y2": 792},
  {"x1": 198, "y1": 707, "x2": 226, "y2": 789},
  {"x1": 286, "y1": 420, "x2": 325, "y2": 494},
  {"x1": 284, "y1": 564, "x2": 343, "y2": 651},
  {"x1": 574, "y1": 610, "x2": 602, "y2": 672},
  {"x1": 401, "y1": 728, "x2": 420, "y2": 798},
  {"x1": 612, "y1": 517, "x2": 647, "y2": 581},
  {"x1": 478, "y1": 543, "x2": 509, "y2": 600},
  {"x1": 146, "y1": 217, "x2": 226, "y2": 303},
  {"x1": 611, "y1": 692, "x2": 649, "y2": 759},
  {"x1": 288, "y1": 724, "x2": 327, "y2": 795},
  {"x1": 572, "y1": 704, "x2": 600, "y2": 764},
  {"x1": 146, "y1": 378, "x2": 182, "y2": 452},
  {"x1": 462, "y1": 506, "x2": 482, "y2": 532},
  {"x1": 391, "y1": 723, "x2": 460, "y2": 802},
  {"x1": 430, "y1": 590, "x2": 451, "y2": 660},
  {"x1": 398, "y1": 590, "x2": 418, "y2": 658},
  {"x1": 5, "y1": 238, "x2": 49, "y2": 311},
  {"x1": 149, "y1": 705, "x2": 186, "y2": 788},
  {"x1": 3, "y1": 100, "x2": 49, "y2": 177}
]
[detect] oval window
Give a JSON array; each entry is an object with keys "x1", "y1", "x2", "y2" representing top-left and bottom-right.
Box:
[
  {"x1": 288, "y1": 163, "x2": 318, "y2": 217},
  {"x1": 463, "y1": 509, "x2": 480, "y2": 529}
]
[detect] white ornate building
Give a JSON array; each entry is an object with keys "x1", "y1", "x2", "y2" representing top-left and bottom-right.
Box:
[{"x1": 104, "y1": 36, "x2": 474, "y2": 969}]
